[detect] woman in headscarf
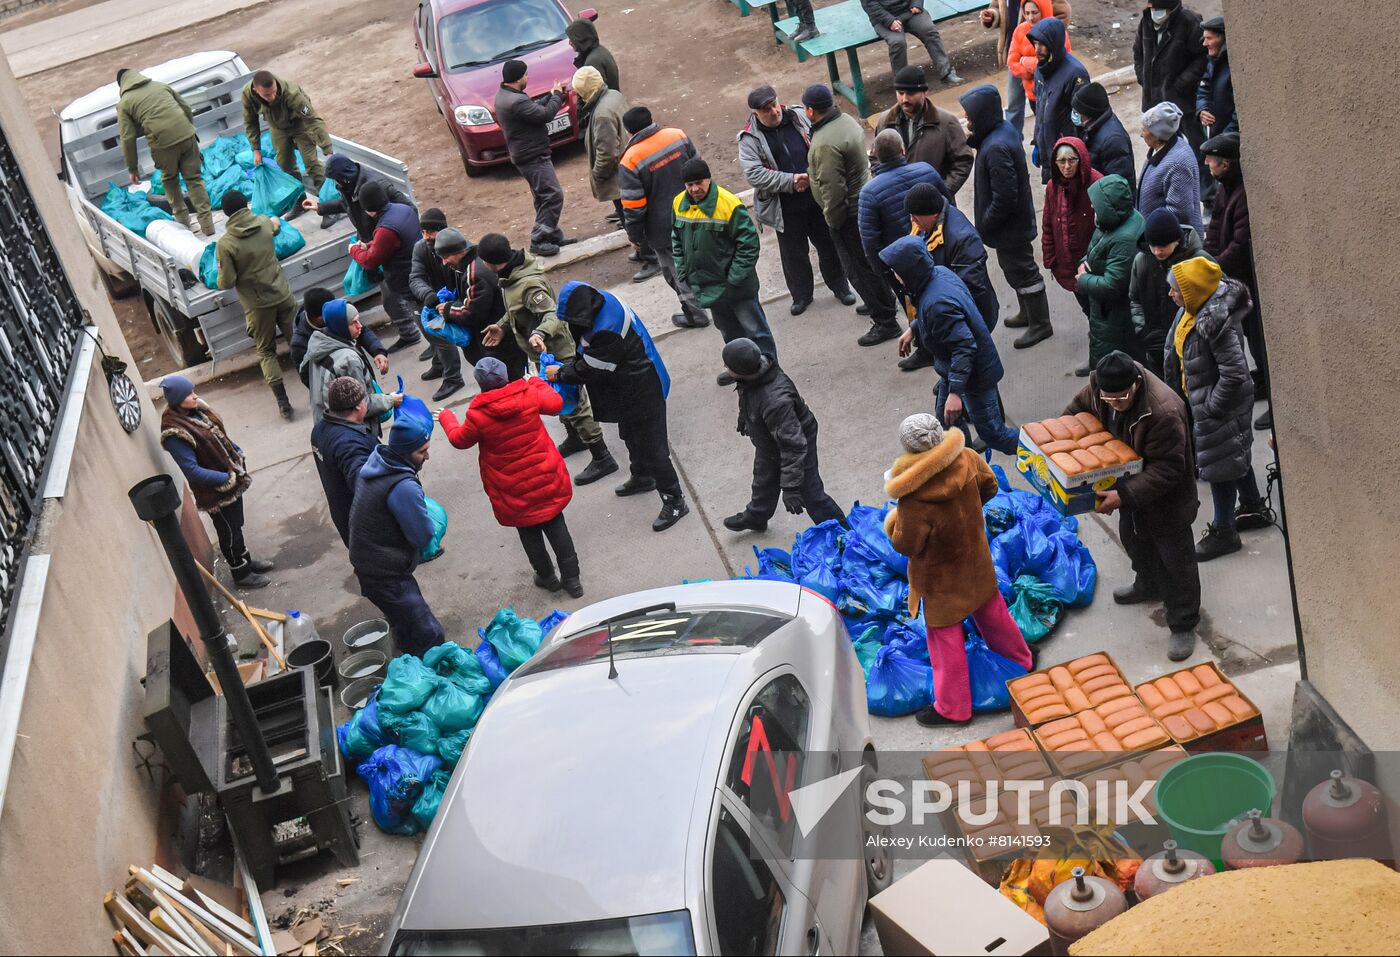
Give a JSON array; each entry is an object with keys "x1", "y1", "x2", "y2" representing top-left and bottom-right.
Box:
[{"x1": 1041, "y1": 135, "x2": 1100, "y2": 329}]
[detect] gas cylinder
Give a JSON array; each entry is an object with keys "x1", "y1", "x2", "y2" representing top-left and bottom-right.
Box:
[
  {"x1": 1222, "y1": 809, "x2": 1305, "y2": 869},
  {"x1": 1133, "y1": 839, "x2": 1217, "y2": 900},
  {"x1": 1044, "y1": 866, "x2": 1129, "y2": 956},
  {"x1": 1303, "y1": 770, "x2": 1392, "y2": 863}
]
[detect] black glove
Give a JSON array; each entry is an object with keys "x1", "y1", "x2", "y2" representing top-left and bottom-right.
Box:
[
  {"x1": 782, "y1": 487, "x2": 804, "y2": 515},
  {"x1": 736, "y1": 413, "x2": 748, "y2": 437}
]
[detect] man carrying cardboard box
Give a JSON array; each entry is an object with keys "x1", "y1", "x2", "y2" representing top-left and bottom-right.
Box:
[{"x1": 1064, "y1": 351, "x2": 1202, "y2": 661}]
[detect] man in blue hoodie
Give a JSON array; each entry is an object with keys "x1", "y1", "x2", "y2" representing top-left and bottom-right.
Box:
[
  {"x1": 1028, "y1": 17, "x2": 1088, "y2": 185},
  {"x1": 881, "y1": 235, "x2": 1019, "y2": 454},
  {"x1": 347, "y1": 407, "x2": 444, "y2": 656}
]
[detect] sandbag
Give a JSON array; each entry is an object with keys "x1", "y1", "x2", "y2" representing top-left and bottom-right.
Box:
[
  {"x1": 380, "y1": 709, "x2": 440, "y2": 755},
  {"x1": 422, "y1": 496, "x2": 447, "y2": 561},
  {"x1": 420, "y1": 678, "x2": 485, "y2": 734},
  {"x1": 249, "y1": 161, "x2": 304, "y2": 218},
  {"x1": 537, "y1": 351, "x2": 579, "y2": 415},
  {"x1": 357, "y1": 744, "x2": 441, "y2": 835},
  {"x1": 377, "y1": 654, "x2": 441, "y2": 714},
  {"x1": 1008, "y1": 574, "x2": 1063, "y2": 643},
  {"x1": 411, "y1": 768, "x2": 452, "y2": 831},
  {"x1": 344, "y1": 259, "x2": 382, "y2": 297},
  {"x1": 481, "y1": 608, "x2": 543, "y2": 671},
  {"x1": 866, "y1": 644, "x2": 933, "y2": 717},
  {"x1": 437, "y1": 728, "x2": 471, "y2": 767},
  {"x1": 423, "y1": 642, "x2": 492, "y2": 696},
  {"x1": 335, "y1": 689, "x2": 386, "y2": 761}
]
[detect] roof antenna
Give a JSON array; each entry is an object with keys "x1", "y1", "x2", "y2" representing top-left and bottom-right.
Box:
[{"x1": 606, "y1": 628, "x2": 618, "y2": 680}]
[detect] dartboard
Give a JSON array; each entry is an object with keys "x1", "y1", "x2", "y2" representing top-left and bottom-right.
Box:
[{"x1": 109, "y1": 370, "x2": 142, "y2": 433}]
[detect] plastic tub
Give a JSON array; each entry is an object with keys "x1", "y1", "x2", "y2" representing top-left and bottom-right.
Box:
[
  {"x1": 339, "y1": 675, "x2": 379, "y2": 710},
  {"x1": 1154, "y1": 753, "x2": 1276, "y2": 866},
  {"x1": 286, "y1": 637, "x2": 335, "y2": 689},
  {"x1": 337, "y1": 648, "x2": 387, "y2": 682},
  {"x1": 343, "y1": 618, "x2": 391, "y2": 656}
]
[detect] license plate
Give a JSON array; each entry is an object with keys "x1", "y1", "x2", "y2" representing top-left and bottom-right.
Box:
[{"x1": 547, "y1": 113, "x2": 571, "y2": 136}]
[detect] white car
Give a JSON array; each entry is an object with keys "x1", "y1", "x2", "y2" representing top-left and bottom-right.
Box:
[{"x1": 385, "y1": 580, "x2": 892, "y2": 955}]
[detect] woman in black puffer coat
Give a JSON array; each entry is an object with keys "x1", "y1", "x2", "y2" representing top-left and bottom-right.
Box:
[{"x1": 1164, "y1": 256, "x2": 1270, "y2": 562}]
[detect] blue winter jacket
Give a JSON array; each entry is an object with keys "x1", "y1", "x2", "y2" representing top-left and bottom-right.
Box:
[
  {"x1": 348, "y1": 445, "x2": 434, "y2": 578},
  {"x1": 1029, "y1": 18, "x2": 1090, "y2": 185},
  {"x1": 858, "y1": 157, "x2": 951, "y2": 267},
  {"x1": 1196, "y1": 51, "x2": 1237, "y2": 135},
  {"x1": 880, "y1": 235, "x2": 1003, "y2": 394},
  {"x1": 311, "y1": 414, "x2": 379, "y2": 547},
  {"x1": 1138, "y1": 133, "x2": 1203, "y2": 235},
  {"x1": 959, "y1": 85, "x2": 1036, "y2": 247}
]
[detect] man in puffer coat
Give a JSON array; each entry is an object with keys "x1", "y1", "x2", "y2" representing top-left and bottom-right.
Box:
[
  {"x1": 1077, "y1": 174, "x2": 1145, "y2": 370},
  {"x1": 719, "y1": 338, "x2": 847, "y2": 534},
  {"x1": 1163, "y1": 256, "x2": 1270, "y2": 563},
  {"x1": 437, "y1": 359, "x2": 583, "y2": 598},
  {"x1": 859, "y1": 129, "x2": 951, "y2": 291},
  {"x1": 1027, "y1": 16, "x2": 1088, "y2": 185},
  {"x1": 311, "y1": 376, "x2": 380, "y2": 549},
  {"x1": 884, "y1": 412, "x2": 1033, "y2": 726},
  {"x1": 1131, "y1": 207, "x2": 1212, "y2": 376},
  {"x1": 881, "y1": 236, "x2": 1019, "y2": 455},
  {"x1": 301, "y1": 300, "x2": 399, "y2": 429}
]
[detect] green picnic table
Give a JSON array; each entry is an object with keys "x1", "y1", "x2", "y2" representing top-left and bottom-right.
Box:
[{"x1": 771, "y1": 0, "x2": 987, "y2": 116}]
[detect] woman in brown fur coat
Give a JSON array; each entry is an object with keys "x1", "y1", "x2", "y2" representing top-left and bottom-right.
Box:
[{"x1": 885, "y1": 413, "x2": 1032, "y2": 726}]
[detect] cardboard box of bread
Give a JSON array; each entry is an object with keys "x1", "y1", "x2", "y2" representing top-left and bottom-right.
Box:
[
  {"x1": 1016, "y1": 412, "x2": 1142, "y2": 515},
  {"x1": 1135, "y1": 663, "x2": 1268, "y2": 752},
  {"x1": 1031, "y1": 697, "x2": 1173, "y2": 776},
  {"x1": 922, "y1": 739, "x2": 1045, "y2": 863},
  {"x1": 1006, "y1": 652, "x2": 1134, "y2": 727}
]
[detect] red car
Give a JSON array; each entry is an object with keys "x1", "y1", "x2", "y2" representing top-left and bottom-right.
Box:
[{"x1": 413, "y1": 0, "x2": 598, "y2": 175}]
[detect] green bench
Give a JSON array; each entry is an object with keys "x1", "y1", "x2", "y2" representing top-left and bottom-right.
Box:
[{"x1": 772, "y1": 0, "x2": 987, "y2": 115}]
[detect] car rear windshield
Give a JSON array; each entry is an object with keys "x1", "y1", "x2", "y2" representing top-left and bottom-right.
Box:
[
  {"x1": 440, "y1": 0, "x2": 570, "y2": 71},
  {"x1": 389, "y1": 910, "x2": 696, "y2": 955},
  {"x1": 515, "y1": 609, "x2": 790, "y2": 677}
]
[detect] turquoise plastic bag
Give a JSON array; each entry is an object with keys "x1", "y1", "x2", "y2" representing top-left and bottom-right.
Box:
[
  {"x1": 318, "y1": 177, "x2": 342, "y2": 203},
  {"x1": 377, "y1": 654, "x2": 442, "y2": 714},
  {"x1": 380, "y1": 709, "x2": 440, "y2": 756},
  {"x1": 344, "y1": 259, "x2": 382, "y2": 297},
  {"x1": 198, "y1": 241, "x2": 219, "y2": 289},
  {"x1": 437, "y1": 728, "x2": 471, "y2": 767},
  {"x1": 423, "y1": 642, "x2": 491, "y2": 696},
  {"x1": 204, "y1": 163, "x2": 248, "y2": 209},
  {"x1": 420, "y1": 679, "x2": 485, "y2": 734},
  {"x1": 411, "y1": 768, "x2": 452, "y2": 831},
  {"x1": 1008, "y1": 574, "x2": 1063, "y2": 643},
  {"x1": 481, "y1": 608, "x2": 543, "y2": 671},
  {"x1": 249, "y1": 161, "x2": 304, "y2": 217},
  {"x1": 101, "y1": 182, "x2": 172, "y2": 234},
  {"x1": 274, "y1": 220, "x2": 306, "y2": 259},
  {"x1": 421, "y1": 496, "x2": 447, "y2": 562}
]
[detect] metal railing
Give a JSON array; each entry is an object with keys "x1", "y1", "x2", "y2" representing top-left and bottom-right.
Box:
[{"x1": 0, "y1": 123, "x2": 87, "y2": 642}]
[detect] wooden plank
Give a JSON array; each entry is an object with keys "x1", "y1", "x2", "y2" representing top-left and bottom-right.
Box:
[
  {"x1": 232, "y1": 837, "x2": 275, "y2": 957},
  {"x1": 105, "y1": 892, "x2": 192, "y2": 956},
  {"x1": 151, "y1": 905, "x2": 210, "y2": 957},
  {"x1": 115, "y1": 930, "x2": 139, "y2": 957},
  {"x1": 120, "y1": 928, "x2": 146, "y2": 956},
  {"x1": 130, "y1": 868, "x2": 260, "y2": 957},
  {"x1": 185, "y1": 881, "x2": 255, "y2": 939},
  {"x1": 152, "y1": 889, "x2": 219, "y2": 957},
  {"x1": 164, "y1": 896, "x2": 229, "y2": 957}
]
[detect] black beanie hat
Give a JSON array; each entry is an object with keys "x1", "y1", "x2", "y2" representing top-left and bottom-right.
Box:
[
  {"x1": 801, "y1": 84, "x2": 834, "y2": 112},
  {"x1": 359, "y1": 180, "x2": 388, "y2": 213},
  {"x1": 116, "y1": 68, "x2": 129, "y2": 84},
  {"x1": 502, "y1": 59, "x2": 527, "y2": 84},
  {"x1": 220, "y1": 189, "x2": 248, "y2": 216},
  {"x1": 304, "y1": 286, "x2": 335, "y2": 322},
  {"x1": 1143, "y1": 208, "x2": 1182, "y2": 246},
  {"x1": 1096, "y1": 351, "x2": 1140, "y2": 393},
  {"x1": 681, "y1": 158, "x2": 711, "y2": 183},
  {"x1": 623, "y1": 106, "x2": 653, "y2": 134},
  {"x1": 904, "y1": 183, "x2": 943, "y2": 216},
  {"x1": 478, "y1": 232, "x2": 513, "y2": 265},
  {"x1": 892, "y1": 65, "x2": 928, "y2": 92},
  {"x1": 1072, "y1": 82, "x2": 1110, "y2": 119},
  {"x1": 722, "y1": 338, "x2": 764, "y2": 379},
  {"x1": 1200, "y1": 131, "x2": 1241, "y2": 161},
  {"x1": 419, "y1": 207, "x2": 448, "y2": 230}
]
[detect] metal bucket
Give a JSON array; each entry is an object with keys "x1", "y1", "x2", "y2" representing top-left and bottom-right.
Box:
[
  {"x1": 337, "y1": 648, "x2": 387, "y2": 683},
  {"x1": 339, "y1": 675, "x2": 379, "y2": 711},
  {"x1": 287, "y1": 638, "x2": 336, "y2": 689},
  {"x1": 343, "y1": 618, "x2": 392, "y2": 657}
]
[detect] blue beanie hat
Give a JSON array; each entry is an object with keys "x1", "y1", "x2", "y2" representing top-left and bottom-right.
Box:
[
  {"x1": 322, "y1": 299, "x2": 357, "y2": 340},
  {"x1": 387, "y1": 400, "x2": 434, "y2": 456},
  {"x1": 473, "y1": 356, "x2": 508, "y2": 392},
  {"x1": 161, "y1": 374, "x2": 194, "y2": 407},
  {"x1": 801, "y1": 84, "x2": 834, "y2": 112}
]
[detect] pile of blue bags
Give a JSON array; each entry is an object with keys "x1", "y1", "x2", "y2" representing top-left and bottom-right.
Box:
[
  {"x1": 336, "y1": 607, "x2": 568, "y2": 834},
  {"x1": 743, "y1": 465, "x2": 1096, "y2": 717},
  {"x1": 101, "y1": 182, "x2": 173, "y2": 233}
]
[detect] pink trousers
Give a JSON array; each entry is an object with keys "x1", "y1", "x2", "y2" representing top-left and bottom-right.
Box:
[{"x1": 926, "y1": 594, "x2": 1033, "y2": 721}]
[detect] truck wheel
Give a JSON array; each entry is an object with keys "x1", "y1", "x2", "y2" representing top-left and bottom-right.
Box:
[{"x1": 146, "y1": 293, "x2": 209, "y2": 369}]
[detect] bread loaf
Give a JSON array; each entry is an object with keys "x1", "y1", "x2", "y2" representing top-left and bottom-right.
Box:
[
  {"x1": 1089, "y1": 445, "x2": 1120, "y2": 468},
  {"x1": 1024, "y1": 421, "x2": 1053, "y2": 445},
  {"x1": 1043, "y1": 418, "x2": 1072, "y2": 441},
  {"x1": 1071, "y1": 448, "x2": 1100, "y2": 471},
  {"x1": 1074, "y1": 412, "x2": 1105, "y2": 433},
  {"x1": 1060, "y1": 415, "x2": 1089, "y2": 439},
  {"x1": 1042, "y1": 439, "x2": 1080, "y2": 455},
  {"x1": 1052, "y1": 451, "x2": 1084, "y2": 476},
  {"x1": 1104, "y1": 438, "x2": 1138, "y2": 462},
  {"x1": 1079, "y1": 431, "x2": 1113, "y2": 447}
]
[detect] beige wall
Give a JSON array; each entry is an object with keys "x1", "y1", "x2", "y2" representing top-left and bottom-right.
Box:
[
  {"x1": 1225, "y1": 0, "x2": 1400, "y2": 750},
  {"x1": 0, "y1": 52, "x2": 186, "y2": 952}
]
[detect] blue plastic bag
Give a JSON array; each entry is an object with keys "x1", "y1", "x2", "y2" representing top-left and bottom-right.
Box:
[
  {"x1": 537, "y1": 609, "x2": 569, "y2": 635},
  {"x1": 744, "y1": 546, "x2": 794, "y2": 581},
  {"x1": 791, "y1": 519, "x2": 844, "y2": 599},
  {"x1": 412, "y1": 768, "x2": 452, "y2": 831},
  {"x1": 419, "y1": 304, "x2": 472, "y2": 347},
  {"x1": 866, "y1": 645, "x2": 933, "y2": 717},
  {"x1": 335, "y1": 689, "x2": 386, "y2": 761},
  {"x1": 318, "y1": 177, "x2": 342, "y2": 204},
  {"x1": 836, "y1": 559, "x2": 908, "y2": 624},
  {"x1": 344, "y1": 259, "x2": 383, "y2": 297},
  {"x1": 964, "y1": 624, "x2": 1028, "y2": 713},
  {"x1": 537, "y1": 352, "x2": 579, "y2": 415},
  {"x1": 357, "y1": 745, "x2": 441, "y2": 835},
  {"x1": 378, "y1": 654, "x2": 441, "y2": 714},
  {"x1": 883, "y1": 618, "x2": 929, "y2": 661},
  {"x1": 274, "y1": 220, "x2": 306, "y2": 259},
  {"x1": 482, "y1": 608, "x2": 544, "y2": 671},
  {"x1": 249, "y1": 161, "x2": 304, "y2": 218},
  {"x1": 475, "y1": 641, "x2": 510, "y2": 689},
  {"x1": 844, "y1": 502, "x2": 908, "y2": 579},
  {"x1": 422, "y1": 495, "x2": 447, "y2": 561}
]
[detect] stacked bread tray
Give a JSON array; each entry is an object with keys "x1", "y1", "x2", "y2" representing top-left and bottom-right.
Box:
[
  {"x1": 1006, "y1": 652, "x2": 1134, "y2": 727},
  {"x1": 1016, "y1": 412, "x2": 1143, "y2": 515},
  {"x1": 1030, "y1": 697, "x2": 1174, "y2": 775},
  {"x1": 1135, "y1": 662, "x2": 1268, "y2": 752}
]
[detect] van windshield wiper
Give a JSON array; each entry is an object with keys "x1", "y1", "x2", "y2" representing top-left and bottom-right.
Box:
[{"x1": 450, "y1": 35, "x2": 563, "y2": 70}]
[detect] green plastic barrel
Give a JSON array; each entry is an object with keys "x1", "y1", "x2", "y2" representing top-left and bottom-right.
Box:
[{"x1": 1153, "y1": 753, "x2": 1276, "y2": 866}]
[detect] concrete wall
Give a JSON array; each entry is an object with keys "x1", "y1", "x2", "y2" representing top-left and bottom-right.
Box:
[
  {"x1": 1224, "y1": 0, "x2": 1400, "y2": 751},
  {"x1": 0, "y1": 50, "x2": 186, "y2": 952}
]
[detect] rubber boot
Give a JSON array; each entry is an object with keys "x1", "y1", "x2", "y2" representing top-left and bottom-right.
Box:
[
  {"x1": 574, "y1": 440, "x2": 619, "y2": 485},
  {"x1": 1012, "y1": 289, "x2": 1053, "y2": 349},
  {"x1": 556, "y1": 420, "x2": 587, "y2": 458},
  {"x1": 270, "y1": 381, "x2": 294, "y2": 420},
  {"x1": 1003, "y1": 292, "x2": 1029, "y2": 329},
  {"x1": 231, "y1": 560, "x2": 270, "y2": 590},
  {"x1": 559, "y1": 554, "x2": 583, "y2": 599}
]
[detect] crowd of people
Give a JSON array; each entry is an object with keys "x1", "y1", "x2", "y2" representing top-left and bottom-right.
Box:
[{"x1": 149, "y1": 1, "x2": 1274, "y2": 708}]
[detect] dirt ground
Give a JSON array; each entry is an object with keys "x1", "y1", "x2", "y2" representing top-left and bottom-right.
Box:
[{"x1": 17, "y1": 0, "x2": 1157, "y2": 377}]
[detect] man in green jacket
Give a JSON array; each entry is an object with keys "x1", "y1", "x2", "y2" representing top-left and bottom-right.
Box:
[
  {"x1": 242, "y1": 70, "x2": 333, "y2": 193},
  {"x1": 671, "y1": 158, "x2": 775, "y2": 386},
  {"x1": 476, "y1": 233, "x2": 618, "y2": 485},
  {"x1": 116, "y1": 68, "x2": 213, "y2": 235},
  {"x1": 1077, "y1": 174, "x2": 1146, "y2": 369},
  {"x1": 216, "y1": 190, "x2": 299, "y2": 420},
  {"x1": 801, "y1": 84, "x2": 899, "y2": 347}
]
